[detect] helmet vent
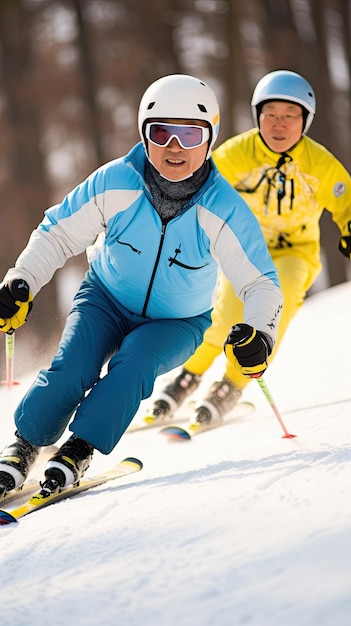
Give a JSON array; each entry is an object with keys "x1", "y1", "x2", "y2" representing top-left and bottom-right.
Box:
[
  {"x1": 197, "y1": 104, "x2": 207, "y2": 112},
  {"x1": 147, "y1": 102, "x2": 155, "y2": 110}
]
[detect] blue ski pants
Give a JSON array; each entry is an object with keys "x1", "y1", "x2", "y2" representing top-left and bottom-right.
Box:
[{"x1": 14, "y1": 271, "x2": 212, "y2": 453}]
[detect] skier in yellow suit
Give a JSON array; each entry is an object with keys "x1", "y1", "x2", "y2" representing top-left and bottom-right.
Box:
[{"x1": 148, "y1": 69, "x2": 351, "y2": 424}]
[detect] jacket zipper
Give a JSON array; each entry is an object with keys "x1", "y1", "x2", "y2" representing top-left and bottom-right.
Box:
[{"x1": 142, "y1": 222, "x2": 166, "y2": 317}]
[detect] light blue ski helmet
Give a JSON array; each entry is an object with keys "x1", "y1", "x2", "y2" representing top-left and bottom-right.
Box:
[{"x1": 251, "y1": 70, "x2": 316, "y2": 134}]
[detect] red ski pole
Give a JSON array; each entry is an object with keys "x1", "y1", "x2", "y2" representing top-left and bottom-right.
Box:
[
  {"x1": 253, "y1": 374, "x2": 296, "y2": 438},
  {"x1": 1, "y1": 332, "x2": 20, "y2": 387},
  {"x1": 224, "y1": 325, "x2": 296, "y2": 439}
]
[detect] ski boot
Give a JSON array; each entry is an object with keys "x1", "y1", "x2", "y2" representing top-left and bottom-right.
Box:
[
  {"x1": 39, "y1": 435, "x2": 94, "y2": 498},
  {"x1": 192, "y1": 378, "x2": 241, "y2": 424},
  {"x1": 148, "y1": 368, "x2": 201, "y2": 422},
  {"x1": 0, "y1": 432, "x2": 40, "y2": 497}
]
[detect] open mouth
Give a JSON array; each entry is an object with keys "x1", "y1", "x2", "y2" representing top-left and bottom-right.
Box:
[{"x1": 166, "y1": 158, "x2": 185, "y2": 165}]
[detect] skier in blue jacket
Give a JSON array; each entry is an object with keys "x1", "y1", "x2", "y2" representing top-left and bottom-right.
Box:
[{"x1": 0, "y1": 74, "x2": 282, "y2": 497}]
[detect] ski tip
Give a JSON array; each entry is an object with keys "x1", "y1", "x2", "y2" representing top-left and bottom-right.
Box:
[
  {"x1": 0, "y1": 509, "x2": 18, "y2": 525},
  {"x1": 159, "y1": 426, "x2": 191, "y2": 441},
  {"x1": 122, "y1": 457, "x2": 143, "y2": 470}
]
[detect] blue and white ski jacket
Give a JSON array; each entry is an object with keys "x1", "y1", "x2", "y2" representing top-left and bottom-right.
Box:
[{"x1": 5, "y1": 143, "x2": 282, "y2": 343}]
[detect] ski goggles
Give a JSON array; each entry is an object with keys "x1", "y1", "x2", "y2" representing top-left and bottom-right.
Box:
[{"x1": 145, "y1": 122, "x2": 210, "y2": 149}]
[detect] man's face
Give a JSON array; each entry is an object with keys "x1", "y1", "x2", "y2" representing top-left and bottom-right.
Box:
[
  {"x1": 259, "y1": 101, "x2": 304, "y2": 152},
  {"x1": 146, "y1": 118, "x2": 209, "y2": 181}
]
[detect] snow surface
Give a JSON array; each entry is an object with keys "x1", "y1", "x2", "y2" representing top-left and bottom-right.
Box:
[{"x1": 1, "y1": 282, "x2": 351, "y2": 626}]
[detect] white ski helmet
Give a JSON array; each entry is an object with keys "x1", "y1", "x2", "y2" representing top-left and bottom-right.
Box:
[
  {"x1": 138, "y1": 74, "x2": 220, "y2": 160},
  {"x1": 251, "y1": 70, "x2": 316, "y2": 134}
]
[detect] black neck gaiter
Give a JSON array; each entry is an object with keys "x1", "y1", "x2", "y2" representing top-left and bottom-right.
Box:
[{"x1": 145, "y1": 160, "x2": 211, "y2": 223}]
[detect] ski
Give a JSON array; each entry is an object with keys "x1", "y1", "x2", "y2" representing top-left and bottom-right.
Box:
[
  {"x1": 159, "y1": 401, "x2": 255, "y2": 440},
  {"x1": 1, "y1": 479, "x2": 46, "y2": 507},
  {"x1": 0, "y1": 456, "x2": 143, "y2": 525},
  {"x1": 0, "y1": 445, "x2": 58, "y2": 505}
]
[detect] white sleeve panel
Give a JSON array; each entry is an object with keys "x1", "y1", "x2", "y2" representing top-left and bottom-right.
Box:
[
  {"x1": 197, "y1": 208, "x2": 283, "y2": 344},
  {"x1": 2, "y1": 189, "x2": 143, "y2": 296}
]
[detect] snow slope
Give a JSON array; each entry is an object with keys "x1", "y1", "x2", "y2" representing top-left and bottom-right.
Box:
[{"x1": 1, "y1": 282, "x2": 350, "y2": 626}]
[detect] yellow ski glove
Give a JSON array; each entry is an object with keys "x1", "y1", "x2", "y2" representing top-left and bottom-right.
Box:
[
  {"x1": 0, "y1": 279, "x2": 33, "y2": 334},
  {"x1": 224, "y1": 323, "x2": 272, "y2": 377},
  {"x1": 339, "y1": 236, "x2": 351, "y2": 260}
]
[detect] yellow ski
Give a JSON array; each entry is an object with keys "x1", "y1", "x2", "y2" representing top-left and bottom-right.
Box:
[{"x1": 0, "y1": 457, "x2": 142, "y2": 525}]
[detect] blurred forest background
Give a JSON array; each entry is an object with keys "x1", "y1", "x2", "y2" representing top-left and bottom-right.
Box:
[{"x1": 0, "y1": 0, "x2": 350, "y2": 377}]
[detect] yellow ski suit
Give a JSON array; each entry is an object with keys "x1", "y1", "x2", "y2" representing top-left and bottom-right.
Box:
[{"x1": 185, "y1": 128, "x2": 351, "y2": 389}]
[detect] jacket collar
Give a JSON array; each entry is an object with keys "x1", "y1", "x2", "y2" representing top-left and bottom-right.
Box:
[
  {"x1": 255, "y1": 131, "x2": 305, "y2": 163},
  {"x1": 126, "y1": 142, "x2": 218, "y2": 195}
]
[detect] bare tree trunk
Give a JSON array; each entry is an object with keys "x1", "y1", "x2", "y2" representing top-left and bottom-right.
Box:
[
  {"x1": 135, "y1": 0, "x2": 183, "y2": 85},
  {"x1": 0, "y1": 2, "x2": 61, "y2": 365},
  {"x1": 226, "y1": 0, "x2": 259, "y2": 135},
  {"x1": 309, "y1": 0, "x2": 347, "y2": 286},
  {"x1": 73, "y1": 0, "x2": 105, "y2": 167}
]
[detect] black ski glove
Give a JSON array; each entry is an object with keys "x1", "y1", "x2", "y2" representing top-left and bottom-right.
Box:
[
  {"x1": 0, "y1": 279, "x2": 33, "y2": 334},
  {"x1": 339, "y1": 236, "x2": 351, "y2": 260},
  {"x1": 224, "y1": 323, "x2": 272, "y2": 377}
]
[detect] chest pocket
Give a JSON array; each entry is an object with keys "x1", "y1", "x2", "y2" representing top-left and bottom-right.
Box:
[{"x1": 168, "y1": 244, "x2": 209, "y2": 270}]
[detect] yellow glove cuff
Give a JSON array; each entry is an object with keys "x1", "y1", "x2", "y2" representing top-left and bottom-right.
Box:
[
  {"x1": 0, "y1": 293, "x2": 33, "y2": 333},
  {"x1": 224, "y1": 342, "x2": 266, "y2": 377}
]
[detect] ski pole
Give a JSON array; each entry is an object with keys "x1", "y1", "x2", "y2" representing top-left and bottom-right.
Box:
[
  {"x1": 253, "y1": 374, "x2": 296, "y2": 439},
  {"x1": 1, "y1": 332, "x2": 20, "y2": 387},
  {"x1": 223, "y1": 326, "x2": 296, "y2": 438}
]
